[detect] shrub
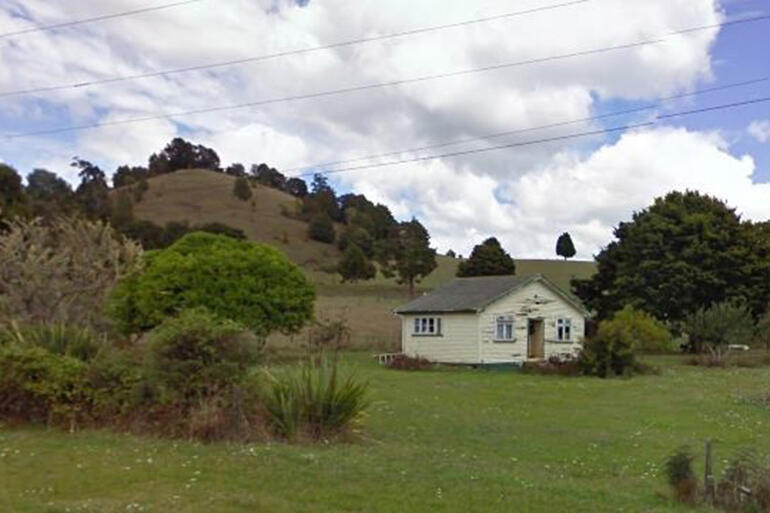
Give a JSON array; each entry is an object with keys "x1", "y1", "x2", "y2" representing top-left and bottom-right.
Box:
[
  {"x1": 144, "y1": 308, "x2": 262, "y2": 404},
  {"x1": 608, "y1": 305, "x2": 673, "y2": 352},
  {"x1": 108, "y1": 232, "x2": 315, "y2": 337},
  {"x1": 233, "y1": 176, "x2": 252, "y2": 201},
  {"x1": 0, "y1": 321, "x2": 104, "y2": 361},
  {"x1": 385, "y1": 354, "x2": 433, "y2": 371},
  {"x1": 523, "y1": 355, "x2": 581, "y2": 376},
  {"x1": 665, "y1": 447, "x2": 698, "y2": 504},
  {"x1": 263, "y1": 357, "x2": 368, "y2": 440},
  {"x1": 338, "y1": 244, "x2": 376, "y2": 283},
  {"x1": 308, "y1": 214, "x2": 335, "y2": 244},
  {"x1": 685, "y1": 302, "x2": 755, "y2": 362}
]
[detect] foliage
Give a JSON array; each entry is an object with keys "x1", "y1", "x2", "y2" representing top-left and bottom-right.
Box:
[
  {"x1": 385, "y1": 354, "x2": 433, "y2": 371},
  {"x1": 72, "y1": 158, "x2": 111, "y2": 220},
  {"x1": 145, "y1": 308, "x2": 262, "y2": 403},
  {"x1": 251, "y1": 163, "x2": 288, "y2": 191},
  {"x1": 110, "y1": 189, "x2": 135, "y2": 229},
  {"x1": 148, "y1": 137, "x2": 221, "y2": 175},
  {"x1": 308, "y1": 214, "x2": 336, "y2": 243},
  {"x1": 338, "y1": 224, "x2": 374, "y2": 257},
  {"x1": 233, "y1": 176, "x2": 252, "y2": 201},
  {"x1": 0, "y1": 163, "x2": 29, "y2": 226},
  {"x1": 456, "y1": 237, "x2": 515, "y2": 277},
  {"x1": 0, "y1": 216, "x2": 142, "y2": 328},
  {"x1": 26, "y1": 169, "x2": 74, "y2": 220},
  {"x1": 263, "y1": 357, "x2": 368, "y2": 440},
  {"x1": 684, "y1": 302, "x2": 755, "y2": 358},
  {"x1": 605, "y1": 305, "x2": 673, "y2": 353},
  {"x1": 225, "y1": 163, "x2": 246, "y2": 177},
  {"x1": 758, "y1": 311, "x2": 770, "y2": 351},
  {"x1": 664, "y1": 447, "x2": 698, "y2": 504},
  {"x1": 556, "y1": 232, "x2": 576, "y2": 260},
  {"x1": 285, "y1": 177, "x2": 308, "y2": 198},
  {"x1": 338, "y1": 244, "x2": 376, "y2": 283},
  {"x1": 119, "y1": 220, "x2": 245, "y2": 249},
  {"x1": 108, "y1": 232, "x2": 315, "y2": 336},
  {"x1": 0, "y1": 322, "x2": 104, "y2": 362},
  {"x1": 112, "y1": 165, "x2": 149, "y2": 188},
  {"x1": 573, "y1": 191, "x2": 769, "y2": 322},
  {"x1": 377, "y1": 219, "x2": 437, "y2": 296}
]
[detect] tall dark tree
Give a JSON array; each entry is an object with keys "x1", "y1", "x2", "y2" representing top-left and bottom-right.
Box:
[
  {"x1": 225, "y1": 163, "x2": 246, "y2": 177},
  {"x1": 572, "y1": 191, "x2": 766, "y2": 322},
  {"x1": 378, "y1": 219, "x2": 437, "y2": 297},
  {"x1": 148, "y1": 138, "x2": 220, "y2": 175},
  {"x1": 338, "y1": 243, "x2": 376, "y2": 283},
  {"x1": 308, "y1": 214, "x2": 335, "y2": 244},
  {"x1": 72, "y1": 158, "x2": 111, "y2": 220},
  {"x1": 251, "y1": 163, "x2": 287, "y2": 190},
  {"x1": 456, "y1": 237, "x2": 516, "y2": 277},
  {"x1": 303, "y1": 173, "x2": 342, "y2": 222},
  {"x1": 556, "y1": 232, "x2": 577, "y2": 260},
  {"x1": 26, "y1": 168, "x2": 73, "y2": 219},
  {"x1": 233, "y1": 176, "x2": 252, "y2": 201},
  {"x1": 0, "y1": 163, "x2": 28, "y2": 226},
  {"x1": 286, "y1": 177, "x2": 308, "y2": 198},
  {"x1": 112, "y1": 165, "x2": 149, "y2": 188}
]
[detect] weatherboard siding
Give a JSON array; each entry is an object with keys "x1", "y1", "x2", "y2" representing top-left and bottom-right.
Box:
[
  {"x1": 401, "y1": 313, "x2": 479, "y2": 363},
  {"x1": 479, "y1": 281, "x2": 584, "y2": 363}
]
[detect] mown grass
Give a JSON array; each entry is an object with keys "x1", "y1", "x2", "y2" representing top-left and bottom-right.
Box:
[{"x1": 2, "y1": 354, "x2": 769, "y2": 512}]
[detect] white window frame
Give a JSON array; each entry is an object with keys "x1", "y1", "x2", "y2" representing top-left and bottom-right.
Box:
[
  {"x1": 413, "y1": 317, "x2": 442, "y2": 336},
  {"x1": 556, "y1": 318, "x2": 572, "y2": 342},
  {"x1": 495, "y1": 315, "x2": 515, "y2": 342}
]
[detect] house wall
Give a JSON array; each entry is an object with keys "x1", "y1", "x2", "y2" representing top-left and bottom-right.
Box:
[
  {"x1": 401, "y1": 313, "x2": 479, "y2": 363},
  {"x1": 478, "y1": 281, "x2": 585, "y2": 364}
]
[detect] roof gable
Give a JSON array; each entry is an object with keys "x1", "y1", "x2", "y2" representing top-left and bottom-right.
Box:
[{"x1": 394, "y1": 274, "x2": 587, "y2": 316}]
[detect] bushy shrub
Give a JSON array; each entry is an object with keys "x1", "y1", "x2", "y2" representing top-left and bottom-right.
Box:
[
  {"x1": 233, "y1": 176, "x2": 252, "y2": 201},
  {"x1": 308, "y1": 214, "x2": 335, "y2": 244},
  {"x1": 608, "y1": 305, "x2": 673, "y2": 352},
  {"x1": 145, "y1": 308, "x2": 262, "y2": 403},
  {"x1": 685, "y1": 302, "x2": 755, "y2": 355},
  {"x1": 108, "y1": 232, "x2": 315, "y2": 336},
  {"x1": 385, "y1": 354, "x2": 433, "y2": 371},
  {"x1": 0, "y1": 321, "x2": 104, "y2": 361},
  {"x1": 263, "y1": 358, "x2": 368, "y2": 440},
  {"x1": 665, "y1": 447, "x2": 698, "y2": 504}
]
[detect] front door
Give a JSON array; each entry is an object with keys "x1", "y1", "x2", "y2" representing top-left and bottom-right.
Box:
[{"x1": 528, "y1": 319, "x2": 545, "y2": 359}]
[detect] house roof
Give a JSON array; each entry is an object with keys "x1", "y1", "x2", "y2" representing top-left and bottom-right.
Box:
[{"x1": 393, "y1": 274, "x2": 587, "y2": 316}]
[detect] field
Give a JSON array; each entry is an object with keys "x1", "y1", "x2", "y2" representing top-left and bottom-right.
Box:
[{"x1": 3, "y1": 354, "x2": 769, "y2": 512}]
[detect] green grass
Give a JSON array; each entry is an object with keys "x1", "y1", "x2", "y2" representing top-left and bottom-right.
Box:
[{"x1": 2, "y1": 355, "x2": 769, "y2": 512}]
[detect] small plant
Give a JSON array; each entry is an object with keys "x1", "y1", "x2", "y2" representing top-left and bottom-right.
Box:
[
  {"x1": 665, "y1": 447, "x2": 698, "y2": 504},
  {"x1": 0, "y1": 321, "x2": 104, "y2": 361},
  {"x1": 385, "y1": 354, "x2": 433, "y2": 371}
]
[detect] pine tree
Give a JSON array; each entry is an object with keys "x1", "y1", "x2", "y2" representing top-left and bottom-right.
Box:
[
  {"x1": 338, "y1": 244, "x2": 376, "y2": 283},
  {"x1": 378, "y1": 219, "x2": 437, "y2": 297},
  {"x1": 556, "y1": 232, "x2": 577, "y2": 260},
  {"x1": 456, "y1": 237, "x2": 515, "y2": 277}
]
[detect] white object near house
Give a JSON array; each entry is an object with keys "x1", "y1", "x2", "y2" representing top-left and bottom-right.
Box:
[{"x1": 394, "y1": 274, "x2": 588, "y2": 365}]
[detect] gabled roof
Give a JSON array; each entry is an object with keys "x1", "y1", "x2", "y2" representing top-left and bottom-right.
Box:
[{"x1": 394, "y1": 274, "x2": 588, "y2": 316}]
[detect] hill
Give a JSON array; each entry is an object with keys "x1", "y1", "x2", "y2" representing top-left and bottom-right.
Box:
[{"x1": 130, "y1": 169, "x2": 596, "y2": 349}]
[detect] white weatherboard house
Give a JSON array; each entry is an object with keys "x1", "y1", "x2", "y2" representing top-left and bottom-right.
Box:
[{"x1": 394, "y1": 274, "x2": 588, "y2": 365}]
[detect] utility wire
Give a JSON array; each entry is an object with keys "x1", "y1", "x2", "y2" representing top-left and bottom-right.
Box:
[
  {"x1": 293, "y1": 95, "x2": 770, "y2": 177},
  {"x1": 0, "y1": 0, "x2": 591, "y2": 98},
  {"x1": 0, "y1": 0, "x2": 203, "y2": 39},
  {"x1": 284, "y1": 75, "x2": 770, "y2": 172},
  {"x1": 3, "y1": 15, "x2": 767, "y2": 141}
]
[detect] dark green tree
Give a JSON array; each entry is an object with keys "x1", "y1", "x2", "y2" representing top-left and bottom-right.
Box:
[
  {"x1": 378, "y1": 219, "x2": 437, "y2": 297},
  {"x1": 308, "y1": 214, "x2": 335, "y2": 244},
  {"x1": 456, "y1": 237, "x2": 515, "y2": 277},
  {"x1": 225, "y1": 163, "x2": 246, "y2": 177},
  {"x1": 337, "y1": 225, "x2": 374, "y2": 257},
  {"x1": 286, "y1": 177, "x2": 308, "y2": 198},
  {"x1": 108, "y1": 232, "x2": 315, "y2": 336},
  {"x1": 338, "y1": 243, "x2": 376, "y2": 283},
  {"x1": 26, "y1": 169, "x2": 74, "y2": 220},
  {"x1": 112, "y1": 165, "x2": 149, "y2": 188},
  {"x1": 111, "y1": 190, "x2": 134, "y2": 229},
  {"x1": 0, "y1": 164, "x2": 28, "y2": 226},
  {"x1": 572, "y1": 191, "x2": 765, "y2": 322},
  {"x1": 148, "y1": 138, "x2": 220, "y2": 175},
  {"x1": 556, "y1": 232, "x2": 577, "y2": 260},
  {"x1": 72, "y1": 158, "x2": 111, "y2": 220},
  {"x1": 233, "y1": 176, "x2": 252, "y2": 201}
]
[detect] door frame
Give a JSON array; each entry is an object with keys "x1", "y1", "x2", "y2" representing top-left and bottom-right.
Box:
[{"x1": 527, "y1": 318, "x2": 545, "y2": 359}]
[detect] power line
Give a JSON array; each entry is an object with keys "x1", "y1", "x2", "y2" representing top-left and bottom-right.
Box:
[
  {"x1": 284, "y1": 75, "x2": 770, "y2": 172},
  {"x1": 293, "y1": 94, "x2": 770, "y2": 177},
  {"x1": 0, "y1": 0, "x2": 591, "y2": 98},
  {"x1": 3, "y1": 15, "x2": 768, "y2": 141},
  {"x1": 0, "y1": 0, "x2": 204, "y2": 39}
]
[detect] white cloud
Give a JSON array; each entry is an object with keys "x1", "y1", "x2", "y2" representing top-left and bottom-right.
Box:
[{"x1": 748, "y1": 120, "x2": 770, "y2": 143}]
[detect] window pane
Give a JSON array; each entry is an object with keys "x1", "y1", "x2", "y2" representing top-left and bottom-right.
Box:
[
  {"x1": 505, "y1": 323, "x2": 512, "y2": 340},
  {"x1": 428, "y1": 318, "x2": 435, "y2": 333},
  {"x1": 496, "y1": 323, "x2": 504, "y2": 339},
  {"x1": 414, "y1": 318, "x2": 420, "y2": 333},
  {"x1": 421, "y1": 318, "x2": 427, "y2": 332},
  {"x1": 437, "y1": 318, "x2": 441, "y2": 335}
]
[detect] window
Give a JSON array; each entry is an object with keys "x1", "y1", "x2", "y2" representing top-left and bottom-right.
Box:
[
  {"x1": 413, "y1": 317, "x2": 442, "y2": 336},
  {"x1": 495, "y1": 316, "x2": 514, "y2": 341},
  {"x1": 557, "y1": 318, "x2": 572, "y2": 341}
]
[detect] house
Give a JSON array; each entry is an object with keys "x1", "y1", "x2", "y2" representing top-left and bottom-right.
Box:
[{"x1": 394, "y1": 274, "x2": 588, "y2": 365}]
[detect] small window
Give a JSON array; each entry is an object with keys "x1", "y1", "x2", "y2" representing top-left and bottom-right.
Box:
[
  {"x1": 413, "y1": 317, "x2": 442, "y2": 336},
  {"x1": 496, "y1": 316, "x2": 514, "y2": 341},
  {"x1": 557, "y1": 318, "x2": 572, "y2": 341}
]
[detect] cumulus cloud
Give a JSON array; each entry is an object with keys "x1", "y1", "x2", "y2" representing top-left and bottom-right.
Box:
[{"x1": 748, "y1": 120, "x2": 770, "y2": 143}]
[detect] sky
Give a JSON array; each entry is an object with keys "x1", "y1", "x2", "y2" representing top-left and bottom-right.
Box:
[{"x1": 0, "y1": 0, "x2": 768, "y2": 259}]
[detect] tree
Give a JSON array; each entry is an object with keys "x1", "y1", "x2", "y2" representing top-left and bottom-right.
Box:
[
  {"x1": 338, "y1": 244, "x2": 376, "y2": 283},
  {"x1": 446, "y1": 249, "x2": 456, "y2": 258},
  {"x1": 0, "y1": 164, "x2": 28, "y2": 226},
  {"x1": 112, "y1": 165, "x2": 149, "y2": 188},
  {"x1": 72, "y1": 158, "x2": 111, "y2": 220},
  {"x1": 250, "y1": 164, "x2": 287, "y2": 190},
  {"x1": 556, "y1": 232, "x2": 577, "y2": 260},
  {"x1": 378, "y1": 219, "x2": 437, "y2": 297},
  {"x1": 684, "y1": 301, "x2": 755, "y2": 358},
  {"x1": 572, "y1": 191, "x2": 765, "y2": 322},
  {"x1": 303, "y1": 173, "x2": 342, "y2": 222},
  {"x1": 337, "y1": 225, "x2": 374, "y2": 257},
  {"x1": 26, "y1": 169, "x2": 75, "y2": 220},
  {"x1": 148, "y1": 138, "x2": 220, "y2": 175},
  {"x1": 286, "y1": 177, "x2": 308, "y2": 198},
  {"x1": 108, "y1": 232, "x2": 315, "y2": 337},
  {"x1": 111, "y1": 190, "x2": 134, "y2": 229},
  {"x1": 456, "y1": 237, "x2": 515, "y2": 277},
  {"x1": 225, "y1": 163, "x2": 246, "y2": 177},
  {"x1": 233, "y1": 176, "x2": 252, "y2": 201},
  {"x1": 308, "y1": 214, "x2": 335, "y2": 244},
  {"x1": 0, "y1": 216, "x2": 142, "y2": 328}
]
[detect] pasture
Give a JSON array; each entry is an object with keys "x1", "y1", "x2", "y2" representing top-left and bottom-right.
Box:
[{"x1": 2, "y1": 354, "x2": 769, "y2": 512}]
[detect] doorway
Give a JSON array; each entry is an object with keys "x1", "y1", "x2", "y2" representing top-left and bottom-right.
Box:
[{"x1": 527, "y1": 319, "x2": 545, "y2": 359}]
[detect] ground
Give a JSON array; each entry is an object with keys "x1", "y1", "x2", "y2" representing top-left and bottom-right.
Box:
[{"x1": 2, "y1": 354, "x2": 768, "y2": 512}]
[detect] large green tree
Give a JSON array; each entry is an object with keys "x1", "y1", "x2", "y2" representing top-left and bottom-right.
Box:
[
  {"x1": 0, "y1": 164, "x2": 28, "y2": 226},
  {"x1": 456, "y1": 237, "x2": 516, "y2": 277},
  {"x1": 378, "y1": 219, "x2": 437, "y2": 297},
  {"x1": 556, "y1": 232, "x2": 577, "y2": 260},
  {"x1": 108, "y1": 232, "x2": 315, "y2": 337},
  {"x1": 338, "y1": 243, "x2": 376, "y2": 283},
  {"x1": 573, "y1": 191, "x2": 768, "y2": 322}
]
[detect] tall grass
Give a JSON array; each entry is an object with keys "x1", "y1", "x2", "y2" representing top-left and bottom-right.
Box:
[
  {"x1": 0, "y1": 321, "x2": 104, "y2": 361},
  {"x1": 263, "y1": 357, "x2": 368, "y2": 440}
]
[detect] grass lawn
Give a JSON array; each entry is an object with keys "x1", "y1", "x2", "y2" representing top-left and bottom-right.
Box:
[{"x1": 3, "y1": 354, "x2": 768, "y2": 513}]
